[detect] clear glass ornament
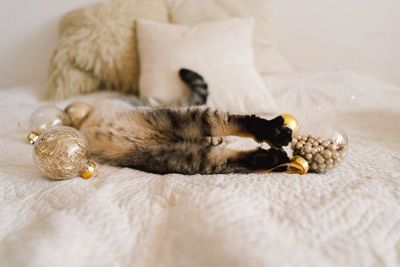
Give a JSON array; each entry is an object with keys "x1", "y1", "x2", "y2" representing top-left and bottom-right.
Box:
[
  {"x1": 28, "y1": 105, "x2": 70, "y2": 144},
  {"x1": 33, "y1": 126, "x2": 98, "y2": 180},
  {"x1": 291, "y1": 121, "x2": 348, "y2": 173}
]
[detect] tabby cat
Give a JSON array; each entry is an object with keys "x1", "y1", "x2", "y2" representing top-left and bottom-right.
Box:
[{"x1": 78, "y1": 69, "x2": 292, "y2": 174}]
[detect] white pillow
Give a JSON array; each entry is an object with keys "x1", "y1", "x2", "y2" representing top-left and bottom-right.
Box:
[
  {"x1": 136, "y1": 18, "x2": 278, "y2": 114},
  {"x1": 166, "y1": 0, "x2": 293, "y2": 74}
]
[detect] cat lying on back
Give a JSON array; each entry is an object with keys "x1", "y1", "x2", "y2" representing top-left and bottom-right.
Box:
[{"x1": 77, "y1": 69, "x2": 292, "y2": 174}]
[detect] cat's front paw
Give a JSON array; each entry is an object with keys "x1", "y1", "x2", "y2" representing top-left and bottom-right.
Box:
[
  {"x1": 265, "y1": 116, "x2": 293, "y2": 148},
  {"x1": 250, "y1": 116, "x2": 292, "y2": 148},
  {"x1": 238, "y1": 148, "x2": 290, "y2": 171}
]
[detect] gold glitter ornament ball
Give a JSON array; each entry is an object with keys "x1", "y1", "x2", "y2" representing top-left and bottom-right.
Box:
[
  {"x1": 28, "y1": 105, "x2": 70, "y2": 144},
  {"x1": 64, "y1": 102, "x2": 93, "y2": 129},
  {"x1": 33, "y1": 126, "x2": 97, "y2": 180}
]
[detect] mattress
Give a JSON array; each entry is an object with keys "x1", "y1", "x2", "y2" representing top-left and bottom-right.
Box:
[{"x1": 0, "y1": 69, "x2": 399, "y2": 267}]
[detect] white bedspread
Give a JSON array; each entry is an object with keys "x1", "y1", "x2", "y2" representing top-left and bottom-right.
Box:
[{"x1": 1, "y1": 70, "x2": 399, "y2": 267}]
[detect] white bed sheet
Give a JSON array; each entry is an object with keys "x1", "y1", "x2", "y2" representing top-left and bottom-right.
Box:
[{"x1": 0, "y1": 70, "x2": 399, "y2": 267}]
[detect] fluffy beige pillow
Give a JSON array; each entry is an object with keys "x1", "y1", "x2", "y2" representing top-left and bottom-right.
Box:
[
  {"x1": 166, "y1": 0, "x2": 293, "y2": 74},
  {"x1": 47, "y1": 0, "x2": 168, "y2": 100},
  {"x1": 136, "y1": 18, "x2": 278, "y2": 114}
]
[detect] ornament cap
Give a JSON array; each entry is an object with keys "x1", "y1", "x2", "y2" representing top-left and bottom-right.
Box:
[
  {"x1": 28, "y1": 132, "x2": 39, "y2": 145},
  {"x1": 259, "y1": 155, "x2": 309, "y2": 175},
  {"x1": 289, "y1": 156, "x2": 309, "y2": 174},
  {"x1": 81, "y1": 161, "x2": 99, "y2": 179}
]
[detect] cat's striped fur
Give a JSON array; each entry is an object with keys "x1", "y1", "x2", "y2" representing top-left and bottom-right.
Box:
[{"x1": 79, "y1": 69, "x2": 292, "y2": 174}]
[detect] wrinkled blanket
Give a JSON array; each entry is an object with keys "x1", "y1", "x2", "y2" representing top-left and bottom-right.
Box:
[{"x1": 1, "y1": 70, "x2": 399, "y2": 267}]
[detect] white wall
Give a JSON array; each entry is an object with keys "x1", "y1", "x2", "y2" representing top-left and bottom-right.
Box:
[
  {"x1": 269, "y1": 0, "x2": 400, "y2": 86},
  {"x1": 0, "y1": 0, "x2": 99, "y2": 89},
  {"x1": 0, "y1": 0, "x2": 399, "y2": 88}
]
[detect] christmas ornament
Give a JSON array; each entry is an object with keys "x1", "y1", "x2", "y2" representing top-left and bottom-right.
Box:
[
  {"x1": 260, "y1": 114, "x2": 348, "y2": 174},
  {"x1": 33, "y1": 126, "x2": 98, "y2": 180},
  {"x1": 282, "y1": 113, "x2": 299, "y2": 135},
  {"x1": 64, "y1": 102, "x2": 93, "y2": 129},
  {"x1": 28, "y1": 105, "x2": 70, "y2": 144},
  {"x1": 291, "y1": 124, "x2": 348, "y2": 173}
]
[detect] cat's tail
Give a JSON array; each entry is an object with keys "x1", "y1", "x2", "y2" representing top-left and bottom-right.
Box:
[{"x1": 178, "y1": 68, "x2": 208, "y2": 106}]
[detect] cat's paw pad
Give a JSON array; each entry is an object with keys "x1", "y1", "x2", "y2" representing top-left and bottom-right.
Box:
[{"x1": 209, "y1": 137, "x2": 224, "y2": 146}]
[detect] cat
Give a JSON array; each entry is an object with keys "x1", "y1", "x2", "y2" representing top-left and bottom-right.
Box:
[{"x1": 78, "y1": 69, "x2": 292, "y2": 174}]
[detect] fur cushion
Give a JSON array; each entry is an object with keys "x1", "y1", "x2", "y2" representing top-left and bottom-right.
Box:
[{"x1": 47, "y1": 0, "x2": 169, "y2": 100}]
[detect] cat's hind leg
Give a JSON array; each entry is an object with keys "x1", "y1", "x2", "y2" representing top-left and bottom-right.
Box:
[{"x1": 108, "y1": 142, "x2": 289, "y2": 174}]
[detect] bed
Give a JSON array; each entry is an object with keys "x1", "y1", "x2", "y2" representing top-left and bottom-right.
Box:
[{"x1": 1, "y1": 68, "x2": 399, "y2": 266}]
